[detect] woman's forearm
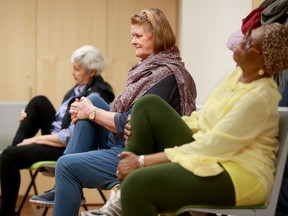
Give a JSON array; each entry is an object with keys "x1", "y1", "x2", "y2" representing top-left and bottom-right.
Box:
[
  {"x1": 34, "y1": 134, "x2": 64, "y2": 147},
  {"x1": 142, "y1": 152, "x2": 170, "y2": 167},
  {"x1": 118, "y1": 151, "x2": 171, "y2": 181},
  {"x1": 93, "y1": 108, "x2": 117, "y2": 133}
]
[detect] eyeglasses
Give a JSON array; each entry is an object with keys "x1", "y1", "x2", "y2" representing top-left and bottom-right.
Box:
[{"x1": 244, "y1": 29, "x2": 261, "y2": 54}]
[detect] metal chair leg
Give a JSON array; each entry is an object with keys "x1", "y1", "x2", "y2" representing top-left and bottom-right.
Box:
[
  {"x1": 97, "y1": 189, "x2": 107, "y2": 203},
  {"x1": 42, "y1": 207, "x2": 49, "y2": 216},
  {"x1": 30, "y1": 170, "x2": 38, "y2": 194},
  {"x1": 16, "y1": 170, "x2": 39, "y2": 215}
]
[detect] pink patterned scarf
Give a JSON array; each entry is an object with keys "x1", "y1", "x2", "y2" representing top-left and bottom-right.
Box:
[{"x1": 110, "y1": 46, "x2": 197, "y2": 116}]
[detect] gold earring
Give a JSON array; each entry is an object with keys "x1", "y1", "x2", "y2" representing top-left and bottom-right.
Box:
[{"x1": 258, "y1": 69, "x2": 264, "y2": 76}]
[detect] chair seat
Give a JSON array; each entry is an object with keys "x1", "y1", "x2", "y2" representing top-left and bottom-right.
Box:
[
  {"x1": 30, "y1": 161, "x2": 58, "y2": 177},
  {"x1": 176, "y1": 204, "x2": 267, "y2": 211},
  {"x1": 30, "y1": 161, "x2": 57, "y2": 170},
  {"x1": 17, "y1": 161, "x2": 58, "y2": 215},
  {"x1": 166, "y1": 203, "x2": 268, "y2": 216}
]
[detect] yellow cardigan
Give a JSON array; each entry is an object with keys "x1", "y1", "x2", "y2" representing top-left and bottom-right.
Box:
[{"x1": 165, "y1": 67, "x2": 280, "y2": 205}]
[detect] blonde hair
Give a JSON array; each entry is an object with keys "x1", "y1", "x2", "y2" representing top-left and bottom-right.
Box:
[{"x1": 131, "y1": 8, "x2": 176, "y2": 54}]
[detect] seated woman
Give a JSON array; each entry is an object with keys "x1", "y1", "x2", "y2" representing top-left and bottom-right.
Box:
[
  {"x1": 114, "y1": 23, "x2": 288, "y2": 216},
  {"x1": 29, "y1": 8, "x2": 197, "y2": 216},
  {"x1": 0, "y1": 45, "x2": 114, "y2": 216}
]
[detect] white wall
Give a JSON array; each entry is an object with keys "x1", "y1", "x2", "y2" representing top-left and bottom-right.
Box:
[{"x1": 179, "y1": 0, "x2": 252, "y2": 105}]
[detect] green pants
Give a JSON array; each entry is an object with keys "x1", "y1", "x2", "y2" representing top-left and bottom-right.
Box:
[{"x1": 121, "y1": 95, "x2": 235, "y2": 216}]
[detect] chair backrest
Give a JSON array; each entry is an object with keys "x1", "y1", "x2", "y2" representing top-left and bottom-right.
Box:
[
  {"x1": 0, "y1": 101, "x2": 27, "y2": 150},
  {"x1": 166, "y1": 107, "x2": 288, "y2": 216},
  {"x1": 267, "y1": 107, "x2": 288, "y2": 213}
]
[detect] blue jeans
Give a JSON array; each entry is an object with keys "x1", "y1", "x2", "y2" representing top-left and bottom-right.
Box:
[
  {"x1": 64, "y1": 93, "x2": 110, "y2": 154},
  {"x1": 52, "y1": 94, "x2": 122, "y2": 216},
  {"x1": 52, "y1": 147, "x2": 123, "y2": 216}
]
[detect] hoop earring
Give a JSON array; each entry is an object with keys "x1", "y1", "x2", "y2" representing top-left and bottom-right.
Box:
[{"x1": 258, "y1": 69, "x2": 264, "y2": 76}]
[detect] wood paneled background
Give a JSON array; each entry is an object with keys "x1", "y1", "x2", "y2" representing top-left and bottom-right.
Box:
[
  {"x1": 1, "y1": 0, "x2": 260, "y2": 200},
  {"x1": 0, "y1": 0, "x2": 178, "y2": 198},
  {"x1": 0, "y1": 0, "x2": 178, "y2": 108}
]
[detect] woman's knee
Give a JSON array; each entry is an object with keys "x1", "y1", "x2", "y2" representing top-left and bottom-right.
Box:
[
  {"x1": 56, "y1": 153, "x2": 87, "y2": 174},
  {"x1": 0, "y1": 147, "x2": 22, "y2": 170},
  {"x1": 87, "y1": 93, "x2": 110, "y2": 111},
  {"x1": 0, "y1": 148, "x2": 10, "y2": 163},
  {"x1": 29, "y1": 95, "x2": 50, "y2": 104},
  {"x1": 56, "y1": 154, "x2": 74, "y2": 175},
  {"x1": 27, "y1": 95, "x2": 54, "y2": 112},
  {"x1": 137, "y1": 94, "x2": 163, "y2": 105},
  {"x1": 1, "y1": 147, "x2": 16, "y2": 162},
  {"x1": 133, "y1": 94, "x2": 166, "y2": 113}
]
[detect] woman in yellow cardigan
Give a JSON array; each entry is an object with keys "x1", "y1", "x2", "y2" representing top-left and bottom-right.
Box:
[{"x1": 111, "y1": 23, "x2": 288, "y2": 216}]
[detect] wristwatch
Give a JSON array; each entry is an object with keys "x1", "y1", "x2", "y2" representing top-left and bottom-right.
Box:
[{"x1": 88, "y1": 107, "x2": 98, "y2": 120}]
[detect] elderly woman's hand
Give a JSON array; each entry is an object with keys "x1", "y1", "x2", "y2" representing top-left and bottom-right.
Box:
[
  {"x1": 17, "y1": 137, "x2": 37, "y2": 146},
  {"x1": 124, "y1": 115, "x2": 131, "y2": 144},
  {"x1": 18, "y1": 109, "x2": 27, "y2": 123},
  {"x1": 117, "y1": 151, "x2": 140, "y2": 181},
  {"x1": 70, "y1": 97, "x2": 94, "y2": 124}
]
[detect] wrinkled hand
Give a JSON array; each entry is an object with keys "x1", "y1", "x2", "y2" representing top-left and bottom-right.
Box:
[
  {"x1": 117, "y1": 151, "x2": 140, "y2": 181},
  {"x1": 18, "y1": 109, "x2": 27, "y2": 123},
  {"x1": 124, "y1": 123, "x2": 132, "y2": 144},
  {"x1": 17, "y1": 137, "x2": 36, "y2": 146},
  {"x1": 124, "y1": 115, "x2": 131, "y2": 144},
  {"x1": 70, "y1": 97, "x2": 94, "y2": 124}
]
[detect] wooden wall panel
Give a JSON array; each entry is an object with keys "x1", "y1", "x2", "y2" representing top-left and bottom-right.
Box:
[
  {"x1": 0, "y1": 0, "x2": 178, "y2": 197},
  {"x1": 0, "y1": 0, "x2": 36, "y2": 101},
  {"x1": 36, "y1": 0, "x2": 107, "y2": 107},
  {"x1": 0, "y1": 0, "x2": 178, "y2": 107}
]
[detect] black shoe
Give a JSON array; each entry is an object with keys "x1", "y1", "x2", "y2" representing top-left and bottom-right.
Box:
[
  {"x1": 29, "y1": 188, "x2": 86, "y2": 207},
  {"x1": 29, "y1": 188, "x2": 56, "y2": 207}
]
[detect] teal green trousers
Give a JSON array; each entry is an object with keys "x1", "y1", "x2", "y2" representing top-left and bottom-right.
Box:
[{"x1": 121, "y1": 95, "x2": 235, "y2": 216}]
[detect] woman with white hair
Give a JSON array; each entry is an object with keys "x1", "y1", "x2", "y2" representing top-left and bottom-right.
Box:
[{"x1": 0, "y1": 45, "x2": 114, "y2": 216}]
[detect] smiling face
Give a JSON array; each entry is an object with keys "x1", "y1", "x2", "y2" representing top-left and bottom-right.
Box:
[
  {"x1": 131, "y1": 23, "x2": 154, "y2": 60},
  {"x1": 72, "y1": 61, "x2": 95, "y2": 86}
]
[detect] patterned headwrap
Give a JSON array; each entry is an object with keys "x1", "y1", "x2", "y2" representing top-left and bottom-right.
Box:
[{"x1": 262, "y1": 23, "x2": 288, "y2": 74}]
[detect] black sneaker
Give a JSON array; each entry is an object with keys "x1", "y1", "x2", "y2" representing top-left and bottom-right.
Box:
[
  {"x1": 29, "y1": 187, "x2": 86, "y2": 207},
  {"x1": 29, "y1": 188, "x2": 56, "y2": 207}
]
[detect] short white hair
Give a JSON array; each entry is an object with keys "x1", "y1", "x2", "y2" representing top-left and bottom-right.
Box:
[{"x1": 71, "y1": 45, "x2": 107, "y2": 75}]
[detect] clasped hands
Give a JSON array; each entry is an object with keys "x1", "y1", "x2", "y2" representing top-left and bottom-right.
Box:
[
  {"x1": 70, "y1": 97, "x2": 95, "y2": 124},
  {"x1": 70, "y1": 99, "x2": 141, "y2": 181}
]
